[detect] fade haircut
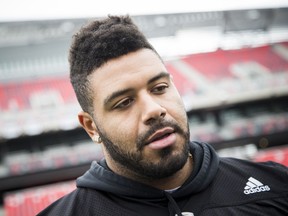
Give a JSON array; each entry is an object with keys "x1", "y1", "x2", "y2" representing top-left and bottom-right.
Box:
[{"x1": 69, "y1": 15, "x2": 158, "y2": 114}]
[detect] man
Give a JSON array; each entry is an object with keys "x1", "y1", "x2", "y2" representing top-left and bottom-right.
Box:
[{"x1": 38, "y1": 15, "x2": 288, "y2": 216}]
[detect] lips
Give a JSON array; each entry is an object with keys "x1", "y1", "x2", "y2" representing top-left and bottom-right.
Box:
[
  {"x1": 147, "y1": 127, "x2": 174, "y2": 143},
  {"x1": 146, "y1": 127, "x2": 176, "y2": 150}
]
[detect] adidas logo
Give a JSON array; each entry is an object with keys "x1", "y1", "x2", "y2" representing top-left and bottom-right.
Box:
[{"x1": 244, "y1": 177, "x2": 270, "y2": 195}]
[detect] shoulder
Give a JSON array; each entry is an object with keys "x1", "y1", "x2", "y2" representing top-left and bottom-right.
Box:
[
  {"x1": 37, "y1": 187, "x2": 146, "y2": 216},
  {"x1": 197, "y1": 157, "x2": 288, "y2": 215},
  {"x1": 219, "y1": 157, "x2": 288, "y2": 182},
  {"x1": 209, "y1": 157, "x2": 288, "y2": 201},
  {"x1": 37, "y1": 188, "x2": 107, "y2": 215}
]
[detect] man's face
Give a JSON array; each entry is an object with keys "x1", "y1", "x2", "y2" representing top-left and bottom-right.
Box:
[{"x1": 89, "y1": 48, "x2": 190, "y2": 179}]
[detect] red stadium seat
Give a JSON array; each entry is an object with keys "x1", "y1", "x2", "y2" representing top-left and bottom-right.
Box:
[{"x1": 4, "y1": 181, "x2": 76, "y2": 216}]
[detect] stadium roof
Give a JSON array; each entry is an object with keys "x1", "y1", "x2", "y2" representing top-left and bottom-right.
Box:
[{"x1": 1, "y1": 0, "x2": 288, "y2": 22}]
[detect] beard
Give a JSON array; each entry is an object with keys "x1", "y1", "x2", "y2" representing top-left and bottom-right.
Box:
[{"x1": 96, "y1": 119, "x2": 190, "y2": 180}]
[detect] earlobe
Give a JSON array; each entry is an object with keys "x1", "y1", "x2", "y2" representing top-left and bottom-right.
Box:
[{"x1": 78, "y1": 111, "x2": 98, "y2": 138}]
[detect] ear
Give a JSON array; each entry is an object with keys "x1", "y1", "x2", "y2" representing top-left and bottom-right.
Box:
[{"x1": 78, "y1": 111, "x2": 98, "y2": 139}]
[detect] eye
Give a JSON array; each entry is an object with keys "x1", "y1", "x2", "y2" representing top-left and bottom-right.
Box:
[
  {"x1": 151, "y1": 83, "x2": 169, "y2": 94},
  {"x1": 113, "y1": 98, "x2": 134, "y2": 110}
]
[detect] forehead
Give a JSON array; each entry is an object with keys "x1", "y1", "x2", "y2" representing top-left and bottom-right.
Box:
[{"x1": 89, "y1": 49, "x2": 167, "y2": 99}]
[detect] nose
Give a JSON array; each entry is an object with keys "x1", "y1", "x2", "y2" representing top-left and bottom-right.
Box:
[{"x1": 141, "y1": 95, "x2": 166, "y2": 125}]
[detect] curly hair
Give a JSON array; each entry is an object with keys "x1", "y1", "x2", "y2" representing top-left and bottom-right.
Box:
[{"x1": 69, "y1": 15, "x2": 158, "y2": 114}]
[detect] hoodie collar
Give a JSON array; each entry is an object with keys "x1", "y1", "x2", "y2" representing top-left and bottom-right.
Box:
[{"x1": 76, "y1": 141, "x2": 219, "y2": 199}]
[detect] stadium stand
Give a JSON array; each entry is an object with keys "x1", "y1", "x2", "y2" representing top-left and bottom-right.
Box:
[
  {"x1": 181, "y1": 43, "x2": 288, "y2": 82},
  {"x1": 165, "y1": 62, "x2": 196, "y2": 96},
  {"x1": 1, "y1": 42, "x2": 288, "y2": 139},
  {"x1": 4, "y1": 181, "x2": 76, "y2": 216},
  {"x1": 253, "y1": 145, "x2": 288, "y2": 166},
  {"x1": 0, "y1": 76, "x2": 76, "y2": 111}
]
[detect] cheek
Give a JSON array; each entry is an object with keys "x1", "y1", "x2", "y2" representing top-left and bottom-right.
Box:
[
  {"x1": 168, "y1": 85, "x2": 186, "y2": 109},
  {"x1": 170, "y1": 105, "x2": 187, "y2": 123},
  {"x1": 102, "y1": 115, "x2": 139, "y2": 146},
  {"x1": 167, "y1": 96, "x2": 188, "y2": 123}
]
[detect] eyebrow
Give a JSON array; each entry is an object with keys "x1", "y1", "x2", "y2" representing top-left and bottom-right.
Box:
[
  {"x1": 104, "y1": 88, "x2": 134, "y2": 107},
  {"x1": 147, "y1": 71, "x2": 170, "y2": 85},
  {"x1": 103, "y1": 71, "x2": 170, "y2": 107}
]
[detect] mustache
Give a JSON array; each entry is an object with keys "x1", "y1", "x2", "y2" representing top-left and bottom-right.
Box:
[{"x1": 136, "y1": 119, "x2": 186, "y2": 150}]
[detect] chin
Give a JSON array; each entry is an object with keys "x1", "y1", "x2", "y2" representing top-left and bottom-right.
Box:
[{"x1": 141, "y1": 147, "x2": 188, "y2": 179}]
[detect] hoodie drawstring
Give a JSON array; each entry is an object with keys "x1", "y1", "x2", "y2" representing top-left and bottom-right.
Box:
[{"x1": 165, "y1": 192, "x2": 183, "y2": 216}]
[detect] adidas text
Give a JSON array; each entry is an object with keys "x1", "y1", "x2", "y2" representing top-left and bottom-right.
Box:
[{"x1": 244, "y1": 185, "x2": 270, "y2": 194}]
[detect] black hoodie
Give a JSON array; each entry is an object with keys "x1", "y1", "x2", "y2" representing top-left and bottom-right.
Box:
[{"x1": 37, "y1": 141, "x2": 288, "y2": 216}]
